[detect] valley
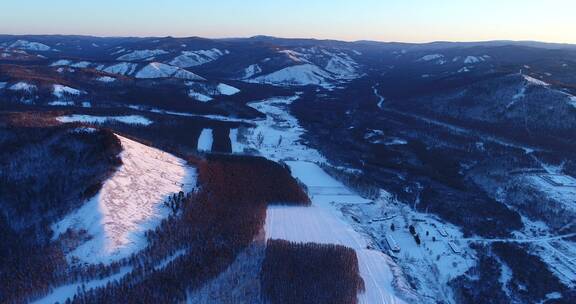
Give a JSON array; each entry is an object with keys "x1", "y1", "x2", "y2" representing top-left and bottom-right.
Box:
[{"x1": 1, "y1": 34, "x2": 576, "y2": 304}]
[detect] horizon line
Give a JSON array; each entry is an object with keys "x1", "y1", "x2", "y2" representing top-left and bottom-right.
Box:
[{"x1": 1, "y1": 33, "x2": 576, "y2": 46}]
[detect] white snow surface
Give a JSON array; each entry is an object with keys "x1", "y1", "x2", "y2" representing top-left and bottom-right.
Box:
[
  {"x1": 241, "y1": 64, "x2": 262, "y2": 79},
  {"x1": 50, "y1": 59, "x2": 72, "y2": 66},
  {"x1": 8, "y1": 82, "x2": 36, "y2": 92},
  {"x1": 188, "y1": 90, "x2": 213, "y2": 102},
  {"x1": 286, "y1": 160, "x2": 371, "y2": 205},
  {"x1": 48, "y1": 101, "x2": 74, "y2": 106},
  {"x1": 135, "y1": 62, "x2": 205, "y2": 80},
  {"x1": 249, "y1": 64, "x2": 334, "y2": 88},
  {"x1": 9, "y1": 40, "x2": 52, "y2": 51},
  {"x1": 323, "y1": 50, "x2": 360, "y2": 80},
  {"x1": 265, "y1": 205, "x2": 369, "y2": 248},
  {"x1": 569, "y1": 96, "x2": 576, "y2": 109},
  {"x1": 265, "y1": 163, "x2": 405, "y2": 304},
  {"x1": 279, "y1": 49, "x2": 309, "y2": 63},
  {"x1": 463, "y1": 56, "x2": 485, "y2": 64},
  {"x1": 70, "y1": 61, "x2": 91, "y2": 68},
  {"x1": 229, "y1": 129, "x2": 244, "y2": 153},
  {"x1": 117, "y1": 49, "x2": 169, "y2": 61},
  {"x1": 216, "y1": 83, "x2": 240, "y2": 95},
  {"x1": 52, "y1": 84, "x2": 85, "y2": 98},
  {"x1": 56, "y1": 114, "x2": 152, "y2": 126},
  {"x1": 418, "y1": 54, "x2": 445, "y2": 64},
  {"x1": 96, "y1": 76, "x2": 116, "y2": 83},
  {"x1": 524, "y1": 74, "x2": 549, "y2": 86},
  {"x1": 51, "y1": 135, "x2": 197, "y2": 265},
  {"x1": 197, "y1": 129, "x2": 214, "y2": 152},
  {"x1": 169, "y1": 49, "x2": 227, "y2": 68},
  {"x1": 102, "y1": 62, "x2": 138, "y2": 76},
  {"x1": 246, "y1": 95, "x2": 325, "y2": 162}
]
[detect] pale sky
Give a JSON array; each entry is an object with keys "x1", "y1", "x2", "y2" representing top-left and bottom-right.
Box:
[{"x1": 1, "y1": 0, "x2": 575, "y2": 43}]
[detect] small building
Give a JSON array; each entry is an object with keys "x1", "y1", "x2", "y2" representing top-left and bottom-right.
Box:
[
  {"x1": 385, "y1": 234, "x2": 401, "y2": 253},
  {"x1": 448, "y1": 242, "x2": 461, "y2": 254},
  {"x1": 436, "y1": 226, "x2": 448, "y2": 237}
]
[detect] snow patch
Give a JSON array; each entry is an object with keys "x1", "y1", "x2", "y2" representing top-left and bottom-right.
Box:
[
  {"x1": 169, "y1": 49, "x2": 227, "y2": 68},
  {"x1": 51, "y1": 59, "x2": 72, "y2": 66},
  {"x1": 102, "y1": 62, "x2": 138, "y2": 76},
  {"x1": 8, "y1": 82, "x2": 36, "y2": 92},
  {"x1": 117, "y1": 49, "x2": 169, "y2": 61},
  {"x1": 52, "y1": 84, "x2": 85, "y2": 98},
  {"x1": 135, "y1": 62, "x2": 205, "y2": 80},
  {"x1": 249, "y1": 64, "x2": 334, "y2": 88},
  {"x1": 197, "y1": 129, "x2": 213, "y2": 152},
  {"x1": 57, "y1": 114, "x2": 152, "y2": 126},
  {"x1": 416, "y1": 54, "x2": 446, "y2": 64},
  {"x1": 241, "y1": 64, "x2": 262, "y2": 79},
  {"x1": 70, "y1": 61, "x2": 91, "y2": 68},
  {"x1": 216, "y1": 83, "x2": 240, "y2": 95},
  {"x1": 188, "y1": 90, "x2": 213, "y2": 102},
  {"x1": 523, "y1": 75, "x2": 549, "y2": 86},
  {"x1": 9, "y1": 40, "x2": 52, "y2": 51},
  {"x1": 51, "y1": 135, "x2": 197, "y2": 265},
  {"x1": 48, "y1": 101, "x2": 74, "y2": 106},
  {"x1": 568, "y1": 96, "x2": 576, "y2": 109},
  {"x1": 229, "y1": 129, "x2": 244, "y2": 153},
  {"x1": 96, "y1": 76, "x2": 116, "y2": 83}
]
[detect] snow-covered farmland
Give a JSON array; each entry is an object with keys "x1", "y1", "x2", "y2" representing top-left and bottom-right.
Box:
[
  {"x1": 51, "y1": 135, "x2": 197, "y2": 265},
  {"x1": 264, "y1": 167, "x2": 411, "y2": 304},
  {"x1": 265, "y1": 205, "x2": 369, "y2": 248},
  {"x1": 285, "y1": 161, "x2": 371, "y2": 205},
  {"x1": 56, "y1": 114, "x2": 152, "y2": 126},
  {"x1": 197, "y1": 129, "x2": 214, "y2": 152}
]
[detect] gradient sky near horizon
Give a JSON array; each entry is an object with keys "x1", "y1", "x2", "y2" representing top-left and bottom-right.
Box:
[{"x1": 1, "y1": 0, "x2": 575, "y2": 43}]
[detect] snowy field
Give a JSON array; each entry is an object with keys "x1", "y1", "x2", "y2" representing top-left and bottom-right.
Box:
[
  {"x1": 52, "y1": 135, "x2": 197, "y2": 265},
  {"x1": 197, "y1": 129, "x2": 213, "y2": 152},
  {"x1": 265, "y1": 206, "x2": 369, "y2": 248},
  {"x1": 285, "y1": 160, "x2": 371, "y2": 205}
]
